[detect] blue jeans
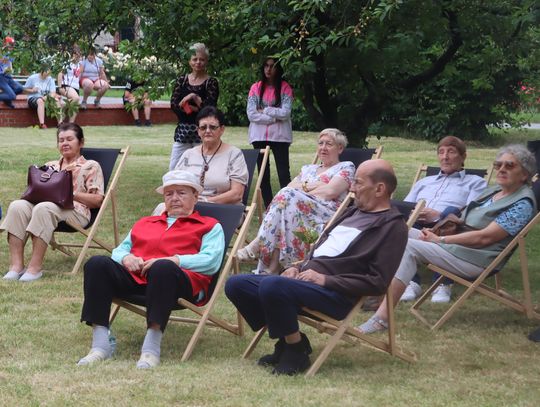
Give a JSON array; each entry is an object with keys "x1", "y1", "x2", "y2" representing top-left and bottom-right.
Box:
[
  {"x1": 225, "y1": 274, "x2": 353, "y2": 339},
  {"x1": 0, "y1": 74, "x2": 23, "y2": 102}
]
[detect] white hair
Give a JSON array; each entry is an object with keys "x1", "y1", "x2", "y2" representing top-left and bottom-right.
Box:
[{"x1": 189, "y1": 43, "x2": 209, "y2": 59}]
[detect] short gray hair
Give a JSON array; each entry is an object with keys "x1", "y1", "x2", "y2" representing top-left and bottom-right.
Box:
[
  {"x1": 496, "y1": 144, "x2": 537, "y2": 183},
  {"x1": 189, "y1": 42, "x2": 209, "y2": 59},
  {"x1": 319, "y1": 128, "x2": 348, "y2": 149}
]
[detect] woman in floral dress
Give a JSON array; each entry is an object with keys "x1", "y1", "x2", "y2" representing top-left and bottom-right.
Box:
[{"x1": 237, "y1": 128, "x2": 355, "y2": 274}]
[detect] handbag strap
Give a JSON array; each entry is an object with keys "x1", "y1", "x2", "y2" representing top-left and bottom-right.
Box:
[{"x1": 38, "y1": 165, "x2": 59, "y2": 182}]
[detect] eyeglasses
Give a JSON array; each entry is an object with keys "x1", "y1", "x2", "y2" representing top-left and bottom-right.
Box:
[
  {"x1": 493, "y1": 160, "x2": 519, "y2": 171},
  {"x1": 198, "y1": 124, "x2": 220, "y2": 132}
]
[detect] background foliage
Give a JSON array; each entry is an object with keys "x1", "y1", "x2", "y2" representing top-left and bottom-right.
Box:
[{"x1": 0, "y1": 0, "x2": 539, "y2": 144}]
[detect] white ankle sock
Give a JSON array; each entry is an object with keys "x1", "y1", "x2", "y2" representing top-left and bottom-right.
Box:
[
  {"x1": 141, "y1": 328, "x2": 163, "y2": 358},
  {"x1": 91, "y1": 325, "x2": 112, "y2": 356}
]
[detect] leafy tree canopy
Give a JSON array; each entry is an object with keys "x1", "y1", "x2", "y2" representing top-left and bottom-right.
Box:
[{"x1": 1, "y1": 0, "x2": 538, "y2": 144}]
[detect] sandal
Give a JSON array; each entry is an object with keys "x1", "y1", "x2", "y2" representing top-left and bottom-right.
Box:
[
  {"x1": 357, "y1": 315, "x2": 388, "y2": 334},
  {"x1": 236, "y1": 242, "x2": 259, "y2": 262}
]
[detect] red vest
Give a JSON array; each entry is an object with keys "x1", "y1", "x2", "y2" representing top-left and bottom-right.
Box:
[{"x1": 129, "y1": 211, "x2": 219, "y2": 304}]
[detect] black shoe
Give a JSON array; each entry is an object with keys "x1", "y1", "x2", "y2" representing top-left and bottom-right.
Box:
[
  {"x1": 144, "y1": 120, "x2": 152, "y2": 126},
  {"x1": 272, "y1": 335, "x2": 312, "y2": 375},
  {"x1": 258, "y1": 338, "x2": 285, "y2": 367},
  {"x1": 258, "y1": 332, "x2": 312, "y2": 367},
  {"x1": 134, "y1": 119, "x2": 142, "y2": 126},
  {"x1": 529, "y1": 327, "x2": 540, "y2": 342},
  {"x1": 4, "y1": 101, "x2": 15, "y2": 109}
]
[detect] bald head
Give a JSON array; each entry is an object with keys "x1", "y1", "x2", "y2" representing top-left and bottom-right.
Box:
[
  {"x1": 360, "y1": 159, "x2": 397, "y2": 197},
  {"x1": 351, "y1": 159, "x2": 397, "y2": 211}
]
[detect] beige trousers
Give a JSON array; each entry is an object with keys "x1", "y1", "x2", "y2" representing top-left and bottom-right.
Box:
[{"x1": 0, "y1": 200, "x2": 89, "y2": 244}]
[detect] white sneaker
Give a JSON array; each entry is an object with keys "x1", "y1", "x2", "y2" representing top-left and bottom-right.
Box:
[
  {"x1": 400, "y1": 281, "x2": 422, "y2": 302},
  {"x1": 431, "y1": 284, "x2": 452, "y2": 303}
]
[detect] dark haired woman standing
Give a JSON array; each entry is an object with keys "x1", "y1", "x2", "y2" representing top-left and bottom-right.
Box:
[{"x1": 247, "y1": 58, "x2": 293, "y2": 207}]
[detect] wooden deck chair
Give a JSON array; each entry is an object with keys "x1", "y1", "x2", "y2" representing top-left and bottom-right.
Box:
[
  {"x1": 311, "y1": 145, "x2": 383, "y2": 166},
  {"x1": 109, "y1": 202, "x2": 246, "y2": 361},
  {"x1": 410, "y1": 179, "x2": 540, "y2": 330},
  {"x1": 242, "y1": 200, "x2": 425, "y2": 376},
  {"x1": 241, "y1": 146, "x2": 270, "y2": 226},
  {"x1": 412, "y1": 164, "x2": 493, "y2": 187},
  {"x1": 50, "y1": 146, "x2": 130, "y2": 274}
]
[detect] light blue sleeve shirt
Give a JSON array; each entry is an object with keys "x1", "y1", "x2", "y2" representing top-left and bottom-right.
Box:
[
  {"x1": 111, "y1": 217, "x2": 225, "y2": 275},
  {"x1": 404, "y1": 170, "x2": 488, "y2": 212},
  {"x1": 24, "y1": 74, "x2": 56, "y2": 100}
]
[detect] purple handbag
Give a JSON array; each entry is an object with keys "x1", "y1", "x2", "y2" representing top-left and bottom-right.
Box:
[{"x1": 21, "y1": 165, "x2": 74, "y2": 209}]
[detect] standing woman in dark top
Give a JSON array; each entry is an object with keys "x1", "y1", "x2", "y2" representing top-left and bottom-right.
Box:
[
  {"x1": 169, "y1": 43, "x2": 219, "y2": 170},
  {"x1": 247, "y1": 57, "x2": 294, "y2": 207}
]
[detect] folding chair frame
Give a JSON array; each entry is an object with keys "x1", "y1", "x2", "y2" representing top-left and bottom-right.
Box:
[
  {"x1": 241, "y1": 201, "x2": 425, "y2": 376},
  {"x1": 50, "y1": 146, "x2": 130, "y2": 274},
  {"x1": 242, "y1": 146, "x2": 270, "y2": 232},
  {"x1": 110, "y1": 203, "x2": 249, "y2": 362},
  {"x1": 410, "y1": 211, "x2": 540, "y2": 330}
]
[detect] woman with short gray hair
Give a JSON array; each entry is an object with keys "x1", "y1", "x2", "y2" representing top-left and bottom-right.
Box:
[
  {"x1": 169, "y1": 42, "x2": 219, "y2": 170},
  {"x1": 496, "y1": 144, "x2": 537, "y2": 183},
  {"x1": 237, "y1": 129, "x2": 355, "y2": 274}
]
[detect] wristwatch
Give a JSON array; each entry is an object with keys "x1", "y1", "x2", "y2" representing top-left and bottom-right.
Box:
[{"x1": 439, "y1": 236, "x2": 446, "y2": 244}]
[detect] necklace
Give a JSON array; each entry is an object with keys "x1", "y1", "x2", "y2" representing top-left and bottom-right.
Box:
[{"x1": 200, "y1": 140, "x2": 222, "y2": 187}]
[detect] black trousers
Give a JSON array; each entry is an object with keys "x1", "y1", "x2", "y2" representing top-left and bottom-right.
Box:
[
  {"x1": 80, "y1": 256, "x2": 194, "y2": 332},
  {"x1": 252, "y1": 141, "x2": 291, "y2": 207}
]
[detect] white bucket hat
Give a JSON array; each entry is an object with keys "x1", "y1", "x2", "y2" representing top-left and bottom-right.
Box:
[{"x1": 155, "y1": 170, "x2": 203, "y2": 194}]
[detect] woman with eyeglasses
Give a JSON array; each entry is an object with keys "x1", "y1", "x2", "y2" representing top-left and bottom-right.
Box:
[
  {"x1": 237, "y1": 129, "x2": 355, "y2": 274},
  {"x1": 359, "y1": 144, "x2": 537, "y2": 334},
  {"x1": 153, "y1": 107, "x2": 248, "y2": 218},
  {"x1": 247, "y1": 57, "x2": 294, "y2": 207},
  {"x1": 169, "y1": 43, "x2": 219, "y2": 170}
]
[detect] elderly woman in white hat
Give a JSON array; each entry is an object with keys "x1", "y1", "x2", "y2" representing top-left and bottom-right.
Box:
[{"x1": 78, "y1": 170, "x2": 225, "y2": 369}]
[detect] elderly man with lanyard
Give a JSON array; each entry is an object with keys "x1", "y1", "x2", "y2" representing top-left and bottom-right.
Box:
[
  {"x1": 0, "y1": 36, "x2": 23, "y2": 108},
  {"x1": 225, "y1": 159, "x2": 408, "y2": 375},
  {"x1": 78, "y1": 170, "x2": 225, "y2": 369},
  {"x1": 399, "y1": 135, "x2": 487, "y2": 303}
]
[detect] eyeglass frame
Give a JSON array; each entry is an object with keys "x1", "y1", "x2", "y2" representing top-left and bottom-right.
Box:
[
  {"x1": 197, "y1": 124, "x2": 222, "y2": 132},
  {"x1": 493, "y1": 160, "x2": 519, "y2": 171}
]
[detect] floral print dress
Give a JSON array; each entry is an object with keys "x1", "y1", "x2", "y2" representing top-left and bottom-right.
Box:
[{"x1": 258, "y1": 161, "x2": 355, "y2": 268}]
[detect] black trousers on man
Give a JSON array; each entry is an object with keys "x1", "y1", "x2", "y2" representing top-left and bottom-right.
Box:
[{"x1": 81, "y1": 256, "x2": 194, "y2": 332}]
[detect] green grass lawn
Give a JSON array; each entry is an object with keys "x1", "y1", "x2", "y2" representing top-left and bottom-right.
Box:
[{"x1": 1, "y1": 125, "x2": 540, "y2": 406}]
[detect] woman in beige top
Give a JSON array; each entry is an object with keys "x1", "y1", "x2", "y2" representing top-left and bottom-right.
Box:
[{"x1": 153, "y1": 106, "x2": 248, "y2": 215}]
